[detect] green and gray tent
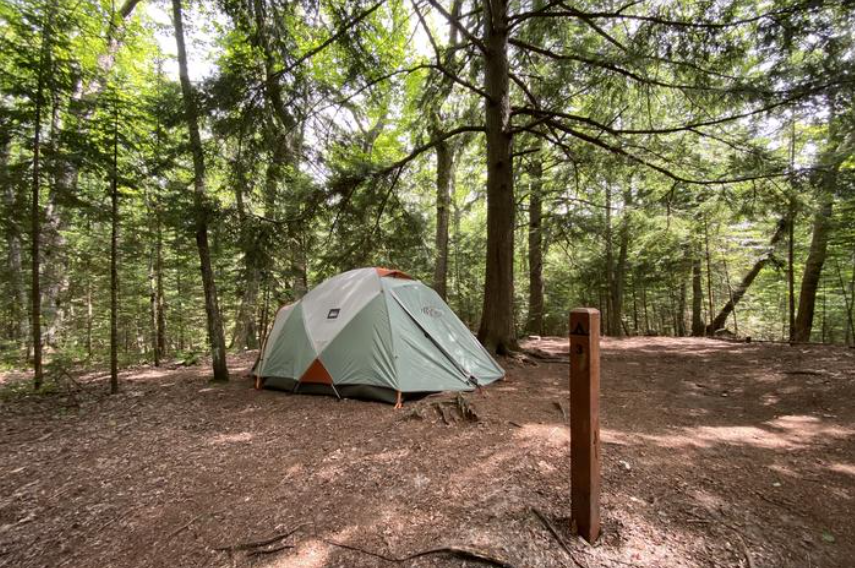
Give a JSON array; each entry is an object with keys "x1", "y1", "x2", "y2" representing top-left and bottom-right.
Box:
[{"x1": 254, "y1": 267, "x2": 504, "y2": 404}]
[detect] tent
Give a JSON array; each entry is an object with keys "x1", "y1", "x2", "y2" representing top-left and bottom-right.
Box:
[{"x1": 253, "y1": 267, "x2": 504, "y2": 405}]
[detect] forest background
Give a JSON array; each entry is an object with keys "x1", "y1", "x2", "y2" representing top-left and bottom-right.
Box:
[{"x1": 1, "y1": 0, "x2": 853, "y2": 387}]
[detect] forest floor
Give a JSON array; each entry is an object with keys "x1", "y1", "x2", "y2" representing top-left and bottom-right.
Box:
[{"x1": 1, "y1": 338, "x2": 854, "y2": 568}]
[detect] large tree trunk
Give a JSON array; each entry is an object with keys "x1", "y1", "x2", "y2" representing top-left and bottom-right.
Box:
[
  {"x1": 707, "y1": 218, "x2": 788, "y2": 334},
  {"x1": 478, "y1": 0, "x2": 517, "y2": 354},
  {"x1": 526, "y1": 153, "x2": 544, "y2": 335},
  {"x1": 172, "y1": 0, "x2": 229, "y2": 382},
  {"x1": 433, "y1": 139, "x2": 453, "y2": 300},
  {"x1": 793, "y1": 193, "x2": 835, "y2": 342},
  {"x1": 691, "y1": 257, "x2": 704, "y2": 336}
]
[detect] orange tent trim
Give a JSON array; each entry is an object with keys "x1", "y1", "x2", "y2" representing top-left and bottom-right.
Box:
[
  {"x1": 299, "y1": 358, "x2": 334, "y2": 385},
  {"x1": 375, "y1": 267, "x2": 412, "y2": 279}
]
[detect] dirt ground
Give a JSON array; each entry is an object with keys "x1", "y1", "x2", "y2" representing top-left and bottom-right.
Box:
[{"x1": 1, "y1": 337, "x2": 853, "y2": 568}]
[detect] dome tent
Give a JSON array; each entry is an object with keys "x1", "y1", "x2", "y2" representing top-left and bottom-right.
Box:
[{"x1": 253, "y1": 267, "x2": 504, "y2": 405}]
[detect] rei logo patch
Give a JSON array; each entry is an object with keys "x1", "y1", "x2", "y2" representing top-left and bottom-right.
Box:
[{"x1": 421, "y1": 306, "x2": 444, "y2": 318}]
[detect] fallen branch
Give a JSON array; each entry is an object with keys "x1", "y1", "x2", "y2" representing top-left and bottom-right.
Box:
[
  {"x1": 531, "y1": 508, "x2": 586, "y2": 568},
  {"x1": 522, "y1": 348, "x2": 569, "y2": 364},
  {"x1": 246, "y1": 544, "x2": 294, "y2": 557},
  {"x1": 321, "y1": 538, "x2": 517, "y2": 567},
  {"x1": 404, "y1": 546, "x2": 516, "y2": 567}
]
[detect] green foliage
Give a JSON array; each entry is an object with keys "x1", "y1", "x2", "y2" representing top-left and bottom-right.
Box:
[{"x1": 1, "y1": 0, "x2": 854, "y2": 379}]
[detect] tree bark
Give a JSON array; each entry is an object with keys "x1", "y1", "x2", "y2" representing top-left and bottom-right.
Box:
[
  {"x1": 609, "y1": 186, "x2": 631, "y2": 337},
  {"x1": 172, "y1": 0, "x2": 229, "y2": 382},
  {"x1": 109, "y1": 100, "x2": 119, "y2": 394},
  {"x1": 793, "y1": 192, "x2": 835, "y2": 341},
  {"x1": 707, "y1": 218, "x2": 788, "y2": 334},
  {"x1": 155, "y1": 207, "x2": 167, "y2": 360},
  {"x1": 31, "y1": 14, "x2": 51, "y2": 389},
  {"x1": 429, "y1": 0, "x2": 463, "y2": 301},
  {"x1": 433, "y1": 139, "x2": 453, "y2": 300},
  {"x1": 526, "y1": 153, "x2": 544, "y2": 335},
  {"x1": 677, "y1": 265, "x2": 687, "y2": 337},
  {"x1": 478, "y1": 0, "x2": 517, "y2": 354},
  {"x1": 691, "y1": 257, "x2": 704, "y2": 336},
  {"x1": 604, "y1": 184, "x2": 613, "y2": 334},
  {"x1": 231, "y1": 149, "x2": 260, "y2": 351},
  {"x1": 2, "y1": 128, "x2": 29, "y2": 356}
]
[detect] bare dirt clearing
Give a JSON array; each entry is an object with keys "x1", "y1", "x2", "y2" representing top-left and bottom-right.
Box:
[{"x1": 1, "y1": 338, "x2": 853, "y2": 568}]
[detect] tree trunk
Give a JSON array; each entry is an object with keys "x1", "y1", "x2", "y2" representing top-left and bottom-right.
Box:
[
  {"x1": 844, "y1": 257, "x2": 854, "y2": 346},
  {"x1": 148, "y1": 248, "x2": 160, "y2": 366},
  {"x1": 109, "y1": 100, "x2": 119, "y2": 394},
  {"x1": 704, "y1": 219, "x2": 714, "y2": 330},
  {"x1": 2, "y1": 130, "x2": 30, "y2": 356},
  {"x1": 172, "y1": 0, "x2": 229, "y2": 382},
  {"x1": 609, "y1": 186, "x2": 631, "y2": 337},
  {"x1": 691, "y1": 257, "x2": 704, "y2": 336},
  {"x1": 707, "y1": 218, "x2": 788, "y2": 334},
  {"x1": 230, "y1": 139, "x2": 260, "y2": 351},
  {"x1": 155, "y1": 210, "x2": 167, "y2": 360},
  {"x1": 677, "y1": 268, "x2": 687, "y2": 337},
  {"x1": 31, "y1": 15, "x2": 51, "y2": 389},
  {"x1": 788, "y1": 195, "x2": 796, "y2": 341},
  {"x1": 433, "y1": 139, "x2": 453, "y2": 300},
  {"x1": 478, "y1": 0, "x2": 516, "y2": 354},
  {"x1": 604, "y1": 183, "x2": 613, "y2": 334},
  {"x1": 429, "y1": 0, "x2": 463, "y2": 301},
  {"x1": 526, "y1": 153, "x2": 544, "y2": 335},
  {"x1": 794, "y1": 193, "x2": 835, "y2": 342}
]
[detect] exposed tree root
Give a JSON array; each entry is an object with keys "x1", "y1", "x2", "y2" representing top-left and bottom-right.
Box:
[{"x1": 321, "y1": 538, "x2": 517, "y2": 567}]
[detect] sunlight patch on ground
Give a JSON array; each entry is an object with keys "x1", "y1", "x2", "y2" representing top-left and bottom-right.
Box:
[
  {"x1": 513, "y1": 423, "x2": 569, "y2": 448},
  {"x1": 122, "y1": 368, "x2": 173, "y2": 381},
  {"x1": 210, "y1": 432, "x2": 253, "y2": 445},
  {"x1": 616, "y1": 414, "x2": 855, "y2": 451},
  {"x1": 827, "y1": 462, "x2": 855, "y2": 478},
  {"x1": 264, "y1": 539, "x2": 330, "y2": 568}
]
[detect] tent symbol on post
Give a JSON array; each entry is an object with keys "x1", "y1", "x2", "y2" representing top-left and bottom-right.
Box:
[{"x1": 571, "y1": 322, "x2": 588, "y2": 336}]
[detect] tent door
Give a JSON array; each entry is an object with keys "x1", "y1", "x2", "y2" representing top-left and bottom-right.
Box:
[{"x1": 389, "y1": 292, "x2": 473, "y2": 384}]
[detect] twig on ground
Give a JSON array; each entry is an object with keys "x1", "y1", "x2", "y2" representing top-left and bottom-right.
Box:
[
  {"x1": 214, "y1": 524, "x2": 305, "y2": 552},
  {"x1": 168, "y1": 507, "x2": 225, "y2": 538},
  {"x1": 735, "y1": 534, "x2": 756, "y2": 568},
  {"x1": 246, "y1": 544, "x2": 294, "y2": 556},
  {"x1": 553, "y1": 401, "x2": 568, "y2": 421},
  {"x1": 320, "y1": 538, "x2": 398, "y2": 561},
  {"x1": 530, "y1": 507, "x2": 586, "y2": 568}
]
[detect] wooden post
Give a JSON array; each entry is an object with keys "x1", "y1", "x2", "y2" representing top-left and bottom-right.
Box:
[{"x1": 569, "y1": 307, "x2": 601, "y2": 543}]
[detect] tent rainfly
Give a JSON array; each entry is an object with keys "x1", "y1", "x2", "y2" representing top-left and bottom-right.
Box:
[{"x1": 253, "y1": 267, "x2": 504, "y2": 405}]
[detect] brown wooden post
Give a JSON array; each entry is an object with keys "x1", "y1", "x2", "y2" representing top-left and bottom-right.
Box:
[{"x1": 569, "y1": 307, "x2": 601, "y2": 543}]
